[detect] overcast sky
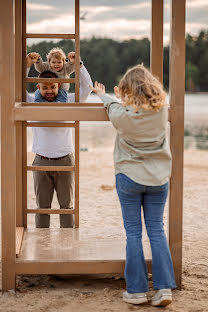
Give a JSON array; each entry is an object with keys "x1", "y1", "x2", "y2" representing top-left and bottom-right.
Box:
[{"x1": 26, "y1": 0, "x2": 208, "y2": 45}]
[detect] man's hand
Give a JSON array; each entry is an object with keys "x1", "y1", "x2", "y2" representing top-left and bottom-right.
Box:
[
  {"x1": 68, "y1": 51, "x2": 81, "y2": 64},
  {"x1": 26, "y1": 52, "x2": 40, "y2": 68},
  {"x1": 89, "y1": 81, "x2": 106, "y2": 96},
  {"x1": 114, "y1": 86, "x2": 120, "y2": 98}
]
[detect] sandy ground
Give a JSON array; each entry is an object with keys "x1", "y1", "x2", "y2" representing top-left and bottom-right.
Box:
[{"x1": 0, "y1": 127, "x2": 208, "y2": 311}]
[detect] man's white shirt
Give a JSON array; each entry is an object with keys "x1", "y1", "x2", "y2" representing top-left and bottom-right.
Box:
[{"x1": 27, "y1": 66, "x2": 92, "y2": 157}]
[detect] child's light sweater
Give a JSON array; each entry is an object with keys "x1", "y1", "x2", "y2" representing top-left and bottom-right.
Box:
[{"x1": 35, "y1": 57, "x2": 75, "y2": 91}]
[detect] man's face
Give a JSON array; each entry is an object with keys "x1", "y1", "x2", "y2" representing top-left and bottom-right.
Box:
[{"x1": 38, "y1": 82, "x2": 59, "y2": 102}]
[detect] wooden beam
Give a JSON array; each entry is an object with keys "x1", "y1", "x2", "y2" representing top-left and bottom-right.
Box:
[
  {"x1": 20, "y1": 102, "x2": 104, "y2": 107},
  {"x1": 14, "y1": 106, "x2": 109, "y2": 121},
  {"x1": 22, "y1": 0, "x2": 26, "y2": 102},
  {"x1": 15, "y1": 261, "x2": 126, "y2": 275},
  {"x1": 0, "y1": 0, "x2": 16, "y2": 291},
  {"x1": 15, "y1": 260, "x2": 152, "y2": 275},
  {"x1": 26, "y1": 122, "x2": 76, "y2": 127},
  {"x1": 27, "y1": 166, "x2": 75, "y2": 172},
  {"x1": 22, "y1": 121, "x2": 27, "y2": 227},
  {"x1": 25, "y1": 78, "x2": 75, "y2": 84},
  {"x1": 26, "y1": 33, "x2": 75, "y2": 39},
  {"x1": 15, "y1": 0, "x2": 23, "y2": 227},
  {"x1": 169, "y1": 0, "x2": 185, "y2": 290},
  {"x1": 75, "y1": 0, "x2": 80, "y2": 103},
  {"x1": 151, "y1": 0, "x2": 164, "y2": 83},
  {"x1": 74, "y1": 121, "x2": 80, "y2": 228},
  {"x1": 27, "y1": 209, "x2": 75, "y2": 215}
]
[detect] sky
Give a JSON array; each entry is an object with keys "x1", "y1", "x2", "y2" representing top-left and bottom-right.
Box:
[{"x1": 26, "y1": 0, "x2": 208, "y2": 45}]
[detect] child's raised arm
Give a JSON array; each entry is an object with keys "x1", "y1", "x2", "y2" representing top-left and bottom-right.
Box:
[
  {"x1": 34, "y1": 55, "x2": 50, "y2": 73},
  {"x1": 64, "y1": 51, "x2": 83, "y2": 75},
  {"x1": 26, "y1": 52, "x2": 40, "y2": 68}
]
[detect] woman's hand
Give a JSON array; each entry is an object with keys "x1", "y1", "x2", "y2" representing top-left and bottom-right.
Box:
[
  {"x1": 89, "y1": 81, "x2": 106, "y2": 96},
  {"x1": 114, "y1": 86, "x2": 120, "y2": 98}
]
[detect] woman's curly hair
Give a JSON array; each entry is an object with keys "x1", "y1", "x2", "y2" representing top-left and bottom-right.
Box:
[
  {"x1": 118, "y1": 64, "x2": 166, "y2": 112},
  {"x1": 46, "y1": 47, "x2": 66, "y2": 63}
]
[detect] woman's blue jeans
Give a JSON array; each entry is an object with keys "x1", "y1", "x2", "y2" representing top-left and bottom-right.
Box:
[{"x1": 116, "y1": 173, "x2": 176, "y2": 293}]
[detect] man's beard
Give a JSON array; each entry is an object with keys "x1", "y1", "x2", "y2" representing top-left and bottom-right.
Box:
[{"x1": 44, "y1": 94, "x2": 56, "y2": 102}]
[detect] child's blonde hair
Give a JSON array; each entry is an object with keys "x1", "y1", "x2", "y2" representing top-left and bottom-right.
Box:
[
  {"x1": 118, "y1": 64, "x2": 166, "y2": 112},
  {"x1": 46, "y1": 47, "x2": 66, "y2": 63}
]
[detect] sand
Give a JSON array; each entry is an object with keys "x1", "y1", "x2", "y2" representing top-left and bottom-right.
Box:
[{"x1": 0, "y1": 146, "x2": 208, "y2": 311}]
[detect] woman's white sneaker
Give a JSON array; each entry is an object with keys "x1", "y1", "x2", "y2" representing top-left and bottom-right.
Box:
[
  {"x1": 151, "y1": 289, "x2": 172, "y2": 307},
  {"x1": 123, "y1": 291, "x2": 148, "y2": 305}
]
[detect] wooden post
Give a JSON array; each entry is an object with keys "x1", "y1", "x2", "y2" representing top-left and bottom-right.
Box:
[
  {"x1": 169, "y1": 0, "x2": 185, "y2": 290},
  {"x1": 151, "y1": 0, "x2": 163, "y2": 83},
  {"x1": 75, "y1": 0, "x2": 80, "y2": 103},
  {"x1": 74, "y1": 0, "x2": 80, "y2": 227},
  {"x1": 74, "y1": 121, "x2": 80, "y2": 228},
  {"x1": 15, "y1": 0, "x2": 24, "y2": 227},
  {"x1": 22, "y1": 0, "x2": 27, "y2": 102},
  {"x1": 0, "y1": 0, "x2": 16, "y2": 291}
]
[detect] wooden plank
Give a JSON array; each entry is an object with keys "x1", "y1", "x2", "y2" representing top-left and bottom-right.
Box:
[
  {"x1": 15, "y1": 0, "x2": 23, "y2": 227},
  {"x1": 22, "y1": 0, "x2": 26, "y2": 102},
  {"x1": 14, "y1": 104, "x2": 171, "y2": 120},
  {"x1": 15, "y1": 260, "x2": 152, "y2": 275},
  {"x1": 27, "y1": 166, "x2": 75, "y2": 172},
  {"x1": 27, "y1": 209, "x2": 75, "y2": 215},
  {"x1": 25, "y1": 78, "x2": 75, "y2": 84},
  {"x1": 16, "y1": 123, "x2": 24, "y2": 226},
  {"x1": 15, "y1": 261, "x2": 126, "y2": 275},
  {"x1": 151, "y1": 0, "x2": 163, "y2": 83},
  {"x1": 26, "y1": 33, "x2": 75, "y2": 39},
  {"x1": 20, "y1": 102, "x2": 104, "y2": 107},
  {"x1": 0, "y1": 0, "x2": 16, "y2": 291},
  {"x1": 16, "y1": 227, "x2": 24, "y2": 258},
  {"x1": 15, "y1": 229, "x2": 152, "y2": 274},
  {"x1": 75, "y1": 0, "x2": 80, "y2": 103},
  {"x1": 14, "y1": 106, "x2": 109, "y2": 121},
  {"x1": 169, "y1": 0, "x2": 185, "y2": 290},
  {"x1": 22, "y1": 121, "x2": 27, "y2": 227},
  {"x1": 26, "y1": 122, "x2": 76, "y2": 127},
  {"x1": 74, "y1": 121, "x2": 80, "y2": 228}
]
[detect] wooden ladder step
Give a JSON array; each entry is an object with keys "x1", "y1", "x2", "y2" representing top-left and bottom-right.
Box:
[{"x1": 26, "y1": 33, "x2": 75, "y2": 39}]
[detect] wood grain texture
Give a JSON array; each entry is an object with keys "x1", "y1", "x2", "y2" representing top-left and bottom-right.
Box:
[
  {"x1": 15, "y1": 229, "x2": 152, "y2": 274},
  {"x1": 16, "y1": 227, "x2": 24, "y2": 258},
  {"x1": 1, "y1": 0, "x2": 16, "y2": 291},
  {"x1": 26, "y1": 33, "x2": 75, "y2": 39},
  {"x1": 169, "y1": 0, "x2": 185, "y2": 290},
  {"x1": 151, "y1": 0, "x2": 163, "y2": 83}
]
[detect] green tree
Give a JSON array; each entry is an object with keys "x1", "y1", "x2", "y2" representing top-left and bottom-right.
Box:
[{"x1": 185, "y1": 63, "x2": 199, "y2": 91}]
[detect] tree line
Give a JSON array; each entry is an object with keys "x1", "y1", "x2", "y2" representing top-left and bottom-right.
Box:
[{"x1": 27, "y1": 30, "x2": 208, "y2": 93}]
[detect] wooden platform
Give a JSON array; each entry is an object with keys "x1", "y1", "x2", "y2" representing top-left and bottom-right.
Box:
[{"x1": 15, "y1": 229, "x2": 152, "y2": 275}]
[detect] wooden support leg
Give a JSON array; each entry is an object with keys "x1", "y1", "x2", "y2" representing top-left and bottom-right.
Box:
[
  {"x1": 0, "y1": 0, "x2": 16, "y2": 292},
  {"x1": 169, "y1": 0, "x2": 186, "y2": 290}
]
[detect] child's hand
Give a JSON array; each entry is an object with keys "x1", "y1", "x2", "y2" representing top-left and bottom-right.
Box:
[
  {"x1": 68, "y1": 51, "x2": 81, "y2": 64},
  {"x1": 26, "y1": 52, "x2": 40, "y2": 68},
  {"x1": 114, "y1": 86, "x2": 120, "y2": 98},
  {"x1": 89, "y1": 81, "x2": 106, "y2": 96}
]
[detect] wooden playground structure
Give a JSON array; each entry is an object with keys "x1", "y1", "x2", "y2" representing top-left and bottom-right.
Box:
[{"x1": 0, "y1": 0, "x2": 185, "y2": 291}]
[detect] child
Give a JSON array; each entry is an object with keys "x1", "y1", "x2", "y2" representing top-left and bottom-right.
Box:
[
  {"x1": 29, "y1": 48, "x2": 82, "y2": 91},
  {"x1": 90, "y1": 65, "x2": 176, "y2": 307}
]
